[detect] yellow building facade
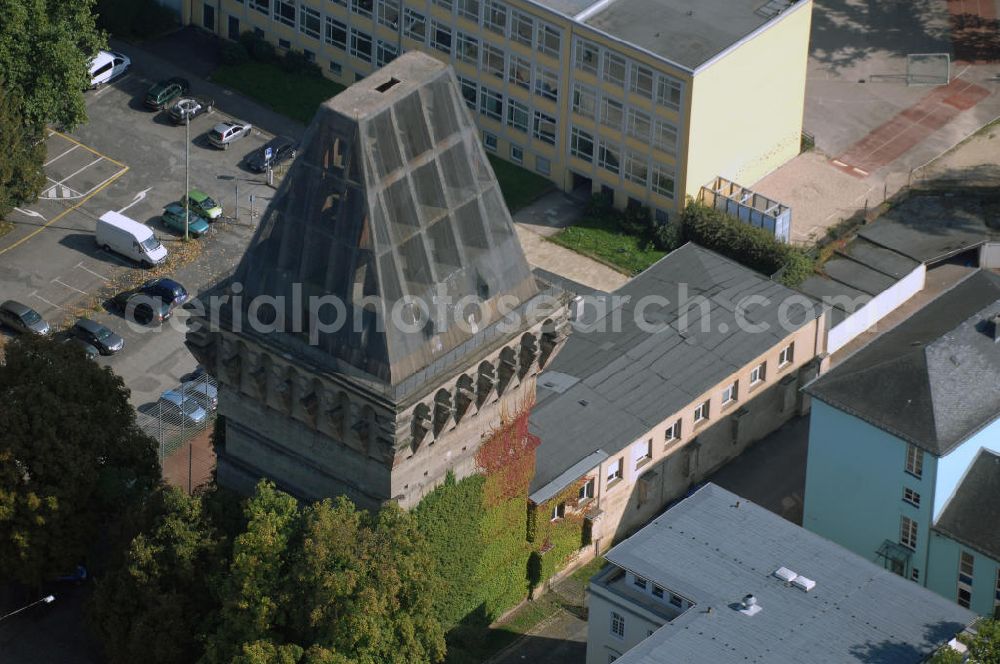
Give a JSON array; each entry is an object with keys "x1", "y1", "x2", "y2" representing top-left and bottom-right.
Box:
[{"x1": 190, "y1": 0, "x2": 811, "y2": 220}]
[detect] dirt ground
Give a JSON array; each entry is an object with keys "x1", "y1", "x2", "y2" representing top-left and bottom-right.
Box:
[{"x1": 161, "y1": 426, "x2": 216, "y2": 494}]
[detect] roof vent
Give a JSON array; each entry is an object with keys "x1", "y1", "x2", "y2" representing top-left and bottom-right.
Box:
[
  {"x1": 375, "y1": 77, "x2": 401, "y2": 93},
  {"x1": 738, "y1": 594, "x2": 762, "y2": 616},
  {"x1": 773, "y1": 567, "x2": 798, "y2": 583},
  {"x1": 792, "y1": 575, "x2": 816, "y2": 592}
]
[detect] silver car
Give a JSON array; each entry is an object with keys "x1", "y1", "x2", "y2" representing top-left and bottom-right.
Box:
[
  {"x1": 0, "y1": 300, "x2": 50, "y2": 336},
  {"x1": 208, "y1": 121, "x2": 252, "y2": 149},
  {"x1": 158, "y1": 389, "x2": 207, "y2": 425}
]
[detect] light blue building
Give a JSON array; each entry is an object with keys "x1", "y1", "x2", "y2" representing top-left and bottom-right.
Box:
[{"x1": 803, "y1": 270, "x2": 1000, "y2": 616}]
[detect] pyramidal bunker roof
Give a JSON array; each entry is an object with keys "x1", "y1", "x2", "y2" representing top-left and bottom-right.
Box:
[{"x1": 232, "y1": 52, "x2": 540, "y2": 390}]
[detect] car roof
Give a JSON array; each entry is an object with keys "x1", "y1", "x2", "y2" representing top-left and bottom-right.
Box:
[
  {"x1": 213, "y1": 122, "x2": 237, "y2": 132},
  {"x1": 164, "y1": 202, "x2": 185, "y2": 214},
  {"x1": 74, "y1": 318, "x2": 104, "y2": 333},
  {"x1": 0, "y1": 300, "x2": 34, "y2": 316},
  {"x1": 160, "y1": 390, "x2": 184, "y2": 405},
  {"x1": 149, "y1": 277, "x2": 185, "y2": 291},
  {"x1": 89, "y1": 50, "x2": 114, "y2": 68},
  {"x1": 188, "y1": 189, "x2": 209, "y2": 200}
]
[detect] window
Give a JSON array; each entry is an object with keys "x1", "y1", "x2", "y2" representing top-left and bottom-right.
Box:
[
  {"x1": 375, "y1": 40, "x2": 397, "y2": 67},
  {"x1": 626, "y1": 108, "x2": 651, "y2": 142},
  {"x1": 251, "y1": 0, "x2": 269, "y2": 15},
  {"x1": 326, "y1": 17, "x2": 347, "y2": 50},
  {"x1": 651, "y1": 166, "x2": 674, "y2": 199},
  {"x1": 624, "y1": 153, "x2": 647, "y2": 186},
  {"x1": 630, "y1": 64, "x2": 653, "y2": 98},
  {"x1": 431, "y1": 21, "x2": 452, "y2": 54},
  {"x1": 601, "y1": 98, "x2": 623, "y2": 130},
  {"x1": 457, "y1": 0, "x2": 479, "y2": 22},
  {"x1": 278, "y1": 38, "x2": 291, "y2": 49},
  {"x1": 377, "y1": 0, "x2": 399, "y2": 28},
  {"x1": 633, "y1": 438, "x2": 652, "y2": 469},
  {"x1": 575, "y1": 38, "x2": 599, "y2": 74},
  {"x1": 597, "y1": 140, "x2": 620, "y2": 174},
  {"x1": 479, "y1": 86, "x2": 503, "y2": 121},
  {"x1": 749, "y1": 362, "x2": 766, "y2": 386},
  {"x1": 899, "y1": 516, "x2": 918, "y2": 550},
  {"x1": 299, "y1": 5, "x2": 321, "y2": 38},
  {"x1": 911, "y1": 567, "x2": 920, "y2": 582},
  {"x1": 458, "y1": 76, "x2": 477, "y2": 109},
  {"x1": 778, "y1": 342, "x2": 794, "y2": 367},
  {"x1": 903, "y1": 487, "x2": 921, "y2": 507},
  {"x1": 329, "y1": 60, "x2": 342, "y2": 74},
  {"x1": 633, "y1": 575, "x2": 647, "y2": 590},
  {"x1": 960, "y1": 551, "x2": 975, "y2": 584},
  {"x1": 350, "y1": 29, "x2": 373, "y2": 62},
  {"x1": 536, "y1": 22, "x2": 561, "y2": 58},
  {"x1": 721, "y1": 381, "x2": 738, "y2": 406},
  {"x1": 510, "y1": 144, "x2": 523, "y2": 164},
  {"x1": 303, "y1": 49, "x2": 315, "y2": 62},
  {"x1": 533, "y1": 111, "x2": 556, "y2": 145},
  {"x1": 653, "y1": 120, "x2": 677, "y2": 155},
  {"x1": 508, "y1": 55, "x2": 531, "y2": 89},
  {"x1": 550, "y1": 501, "x2": 566, "y2": 521},
  {"x1": 664, "y1": 419, "x2": 682, "y2": 443},
  {"x1": 994, "y1": 569, "x2": 1000, "y2": 612},
  {"x1": 484, "y1": 0, "x2": 506, "y2": 33},
  {"x1": 351, "y1": 0, "x2": 373, "y2": 18},
  {"x1": 657, "y1": 75, "x2": 681, "y2": 110},
  {"x1": 602, "y1": 52, "x2": 626, "y2": 88},
  {"x1": 669, "y1": 593, "x2": 683, "y2": 608},
  {"x1": 330, "y1": 0, "x2": 347, "y2": 7},
  {"x1": 652, "y1": 585, "x2": 664, "y2": 599},
  {"x1": 481, "y1": 43, "x2": 505, "y2": 78},
  {"x1": 958, "y1": 587, "x2": 972, "y2": 608},
  {"x1": 274, "y1": 0, "x2": 295, "y2": 26},
  {"x1": 456, "y1": 32, "x2": 479, "y2": 65},
  {"x1": 693, "y1": 399, "x2": 710, "y2": 424},
  {"x1": 905, "y1": 444, "x2": 924, "y2": 478},
  {"x1": 510, "y1": 10, "x2": 533, "y2": 46},
  {"x1": 432, "y1": 0, "x2": 452, "y2": 10},
  {"x1": 579, "y1": 477, "x2": 595, "y2": 501},
  {"x1": 507, "y1": 99, "x2": 529, "y2": 132},
  {"x1": 534, "y1": 66, "x2": 558, "y2": 102},
  {"x1": 610, "y1": 611, "x2": 625, "y2": 639},
  {"x1": 572, "y1": 84, "x2": 596, "y2": 119},
  {"x1": 607, "y1": 457, "x2": 623, "y2": 484},
  {"x1": 535, "y1": 156, "x2": 550, "y2": 175},
  {"x1": 403, "y1": 8, "x2": 426, "y2": 42},
  {"x1": 570, "y1": 127, "x2": 594, "y2": 162}
]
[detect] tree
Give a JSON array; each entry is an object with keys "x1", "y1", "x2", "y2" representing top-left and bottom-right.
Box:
[
  {"x1": 0, "y1": 336, "x2": 159, "y2": 586},
  {"x1": 0, "y1": 82, "x2": 46, "y2": 219},
  {"x1": 930, "y1": 618, "x2": 1000, "y2": 663}
]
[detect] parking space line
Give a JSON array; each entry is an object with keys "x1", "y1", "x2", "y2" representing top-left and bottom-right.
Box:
[
  {"x1": 76, "y1": 261, "x2": 109, "y2": 280},
  {"x1": 51, "y1": 130, "x2": 127, "y2": 169},
  {"x1": 29, "y1": 290, "x2": 64, "y2": 310},
  {"x1": 44, "y1": 144, "x2": 79, "y2": 166},
  {"x1": 56, "y1": 156, "x2": 103, "y2": 185},
  {"x1": 52, "y1": 277, "x2": 88, "y2": 295}
]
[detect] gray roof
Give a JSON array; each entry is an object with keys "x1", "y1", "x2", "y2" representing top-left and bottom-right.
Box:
[
  {"x1": 603, "y1": 484, "x2": 975, "y2": 664},
  {"x1": 934, "y1": 448, "x2": 1000, "y2": 560},
  {"x1": 530, "y1": 243, "x2": 819, "y2": 494},
  {"x1": 229, "y1": 52, "x2": 538, "y2": 392},
  {"x1": 805, "y1": 270, "x2": 1000, "y2": 456},
  {"x1": 583, "y1": 0, "x2": 805, "y2": 71}
]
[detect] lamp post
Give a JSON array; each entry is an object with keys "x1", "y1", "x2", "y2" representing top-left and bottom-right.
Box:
[
  {"x1": 184, "y1": 113, "x2": 191, "y2": 241},
  {"x1": 0, "y1": 595, "x2": 55, "y2": 623}
]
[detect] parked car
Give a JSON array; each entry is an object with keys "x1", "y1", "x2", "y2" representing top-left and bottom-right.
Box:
[
  {"x1": 70, "y1": 318, "x2": 124, "y2": 355},
  {"x1": 0, "y1": 300, "x2": 50, "y2": 336},
  {"x1": 61, "y1": 336, "x2": 100, "y2": 360},
  {"x1": 145, "y1": 77, "x2": 190, "y2": 110},
  {"x1": 167, "y1": 95, "x2": 214, "y2": 124},
  {"x1": 96, "y1": 211, "x2": 167, "y2": 268},
  {"x1": 181, "y1": 189, "x2": 222, "y2": 220},
  {"x1": 161, "y1": 203, "x2": 210, "y2": 238},
  {"x1": 158, "y1": 389, "x2": 207, "y2": 425},
  {"x1": 180, "y1": 380, "x2": 218, "y2": 412},
  {"x1": 208, "y1": 121, "x2": 252, "y2": 149},
  {"x1": 112, "y1": 278, "x2": 189, "y2": 325},
  {"x1": 245, "y1": 136, "x2": 298, "y2": 173},
  {"x1": 88, "y1": 50, "x2": 130, "y2": 88}
]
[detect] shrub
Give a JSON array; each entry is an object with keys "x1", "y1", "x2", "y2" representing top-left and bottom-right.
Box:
[
  {"x1": 281, "y1": 50, "x2": 322, "y2": 77},
  {"x1": 239, "y1": 30, "x2": 276, "y2": 63},
  {"x1": 95, "y1": 0, "x2": 178, "y2": 40},
  {"x1": 220, "y1": 41, "x2": 250, "y2": 66}
]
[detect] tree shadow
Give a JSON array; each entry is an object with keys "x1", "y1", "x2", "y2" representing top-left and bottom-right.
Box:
[{"x1": 847, "y1": 619, "x2": 969, "y2": 663}]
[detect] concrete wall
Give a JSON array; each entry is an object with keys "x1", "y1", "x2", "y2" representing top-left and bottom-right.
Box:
[
  {"x1": 803, "y1": 400, "x2": 936, "y2": 579},
  {"x1": 683, "y1": 0, "x2": 812, "y2": 199},
  {"x1": 933, "y1": 417, "x2": 1000, "y2": 520},
  {"x1": 826, "y1": 263, "x2": 926, "y2": 355},
  {"x1": 980, "y1": 242, "x2": 1000, "y2": 269},
  {"x1": 927, "y1": 531, "x2": 1000, "y2": 617}
]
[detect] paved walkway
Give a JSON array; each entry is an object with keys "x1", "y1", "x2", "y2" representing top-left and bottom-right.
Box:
[
  {"x1": 487, "y1": 575, "x2": 589, "y2": 664},
  {"x1": 515, "y1": 225, "x2": 629, "y2": 293}
]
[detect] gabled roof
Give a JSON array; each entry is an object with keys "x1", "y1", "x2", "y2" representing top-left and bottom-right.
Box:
[
  {"x1": 805, "y1": 270, "x2": 1000, "y2": 456},
  {"x1": 231, "y1": 52, "x2": 538, "y2": 390},
  {"x1": 934, "y1": 448, "x2": 1000, "y2": 560},
  {"x1": 602, "y1": 484, "x2": 975, "y2": 664}
]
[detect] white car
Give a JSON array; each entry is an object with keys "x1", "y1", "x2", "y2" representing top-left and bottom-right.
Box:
[{"x1": 88, "y1": 50, "x2": 131, "y2": 88}]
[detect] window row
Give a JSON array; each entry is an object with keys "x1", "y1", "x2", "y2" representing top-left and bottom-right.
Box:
[
  {"x1": 631, "y1": 573, "x2": 686, "y2": 609},
  {"x1": 574, "y1": 38, "x2": 682, "y2": 110},
  {"x1": 324, "y1": 20, "x2": 397, "y2": 65},
  {"x1": 429, "y1": 0, "x2": 562, "y2": 57},
  {"x1": 569, "y1": 128, "x2": 675, "y2": 198},
  {"x1": 458, "y1": 78, "x2": 556, "y2": 144},
  {"x1": 571, "y1": 85, "x2": 677, "y2": 155}
]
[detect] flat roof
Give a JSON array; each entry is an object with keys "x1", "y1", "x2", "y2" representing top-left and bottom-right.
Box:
[
  {"x1": 583, "y1": 0, "x2": 799, "y2": 70},
  {"x1": 602, "y1": 484, "x2": 975, "y2": 664}
]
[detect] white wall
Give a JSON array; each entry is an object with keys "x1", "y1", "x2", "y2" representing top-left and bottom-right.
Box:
[
  {"x1": 980, "y1": 243, "x2": 1000, "y2": 268},
  {"x1": 826, "y1": 264, "x2": 926, "y2": 354}
]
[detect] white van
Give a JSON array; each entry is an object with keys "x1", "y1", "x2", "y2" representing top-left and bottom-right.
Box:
[
  {"x1": 96, "y1": 211, "x2": 168, "y2": 267},
  {"x1": 88, "y1": 50, "x2": 131, "y2": 88}
]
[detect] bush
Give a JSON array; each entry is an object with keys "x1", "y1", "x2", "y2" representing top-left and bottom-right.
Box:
[
  {"x1": 238, "y1": 30, "x2": 276, "y2": 63},
  {"x1": 579, "y1": 194, "x2": 679, "y2": 254},
  {"x1": 95, "y1": 0, "x2": 178, "y2": 40},
  {"x1": 281, "y1": 50, "x2": 322, "y2": 77},
  {"x1": 220, "y1": 41, "x2": 249, "y2": 66}
]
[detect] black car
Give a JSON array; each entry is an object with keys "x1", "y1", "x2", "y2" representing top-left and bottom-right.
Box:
[
  {"x1": 245, "y1": 136, "x2": 297, "y2": 173},
  {"x1": 0, "y1": 300, "x2": 50, "y2": 335},
  {"x1": 144, "y1": 77, "x2": 190, "y2": 110},
  {"x1": 61, "y1": 336, "x2": 100, "y2": 360},
  {"x1": 112, "y1": 278, "x2": 188, "y2": 325},
  {"x1": 167, "y1": 95, "x2": 214, "y2": 124},
  {"x1": 70, "y1": 318, "x2": 125, "y2": 355}
]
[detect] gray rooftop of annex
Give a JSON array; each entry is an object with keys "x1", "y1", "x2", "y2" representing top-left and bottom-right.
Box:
[
  {"x1": 602, "y1": 484, "x2": 975, "y2": 664},
  {"x1": 934, "y1": 448, "x2": 1000, "y2": 560},
  {"x1": 805, "y1": 269, "x2": 1000, "y2": 456},
  {"x1": 529, "y1": 242, "x2": 820, "y2": 497},
  {"x1": 581, "y1": 0, "x2": 805, "y2": 71}
]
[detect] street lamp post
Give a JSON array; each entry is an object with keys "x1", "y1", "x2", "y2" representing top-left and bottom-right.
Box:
[
  {"x1": 0, "y1": 595, "x2": 55, "y2": 623},
  {"x1": 184, "y1": 114, "x2": 191, "y2": 241}
]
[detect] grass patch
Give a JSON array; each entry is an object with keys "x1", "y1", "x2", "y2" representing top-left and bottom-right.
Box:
[
  {"x1": 569, "y1": 555, "x2": 606, "y2": 585},
  {"x1": 487, "y1": 155, "x2": 554, "y2": 214},
  {"x1": 444, "y1": 595, "x2": 561, "y2": 664},
  {"x1": 210, "y1": 61, "x2": 345, "y2": 125},
  {"x1": 0, "y1": 218, "x2": 12, "y2": 239},
  {"x1": 549, "y1": 214, "x2": 666, "y2": 276}
]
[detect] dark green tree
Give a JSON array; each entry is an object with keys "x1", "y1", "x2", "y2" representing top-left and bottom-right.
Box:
[
  {"x1": 0, "y1": 82, "x2": 46, "y2": 219},
  {"x1": 0, "y1": 336, "x2": 159, "y2": 586},
  {"x1": 930, "y1": 618, "x2": 1000, "y2": 663}
]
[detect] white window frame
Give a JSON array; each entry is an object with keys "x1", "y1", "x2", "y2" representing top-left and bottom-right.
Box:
[
  {"x1": 958, "y1": 551, "x2": 974, "y2": 608},
  {"x1": 899, "y1": 515, "x2": 918, "y2": 550},
  {"x1": 533, "y1": 111, "x2": 556, "y2": 145},
  {"x1": 484, "y1": 0, "x2": 506, "y2": 34},
  {"x1": 299, "y1": 5, "x2": 321, "y2": 38},
  {"x1": 506, "y1": 99, "x2": 529, "y2": 133},
  {"x1": 630, "y1": 63, "x2": 653, "y2": 98},
  {"x1": 403, "y1": 8, "x2": 426, "y2": 42},
  {"x1": 632, "y1": 438, "x2": 652, "y2": 469},
  {"x1": 902, "y1": 487, "x2": 921, "y2": 507},
  {"x1": 350, "y1": 0, "x2": 373, "y2": 19},
  {"x1": 597, "y1": 140, "x2": 620, "y2": 174},
  {"x1": 375, "y1": 39, "x2": 397, "y2": 67},
  {"x1": 575, "y1": 38, "x2": 599, "y2": 75},
  {"x1": 721, "y1": 381, "x2": 738, "y2": 406},
  {"x1": 430, "y1": 20, "x2": 452, "y2": 54},
  {"x1": 572, "y1": 84, "x2": 596, "y2": 119},
  {"x1": 602, "y1": 52, "x2": 626, "y2": 88},
  {"x1": 651, "y1": 166, "x2": 674, "y2": 199},
  {"x1": 479, "y1": 85, "x2": 503, "y2": 121},
  {"x1": 607, "y1": 457, "x2": 623, "y2": 484},
  {"x1": 481, "y1": 42, "x2": 505, "y2": 78},
  {"x1": 626, "y1": 108, "x2": 650, "y2": 142},
  {"x1": 510, "y1": 10, "x2": 533, "y2": 46},
  {"x1": 570, "y1": 126, "x2": 594, "y2": 162},
  {"x1": 905, "y1": 444, "x2": 924, "y2": 478},
  {"x1": 749, "y1": 362, "x2": 766, "y2": 386},
  {"x1": 601, "y1": 97, "x2": 623, "y2": 131},
  {"x1": 664, "y1": 419, "x2": 681, "y2": 443},
  {"x1": 457, "y1": 0, "x2": 480, "y2": 22},
  {"x1": 550, "y1": 501, "x2": 566, "y2": 521},
  {"x1": 778, "y1": 342, "x2": 795, "y2": 367},
  {"x1": 534, "y1": 66, "x2": 558, "y2": 102},
  {"x1": 325, "y1": 16, "x2": 347, "y2": 50},
  {"x1": 579, "y1": 476, "x2": 595, "y2": 501},
  {"x1": 456, "y1": 31, "x2": 479, "y2": 65},
  {"x1": 458, "y1": 75, "x2": 477, "y2": 110},
  {"x1": 653, "y1": 119, "x2": 677, "y2": 156},
  {"x1": 624, "y1": 153, "x2": 647, "y2": 186},
  {"x1": 508, "y1": 55, "x2": 531, "y2": 89},
  {"x1": 251, "y1": 0, "x2": 270, "y2": 15},
  {"x1": 656, "y1": 75, "x2": 681, "y2": 110},
  {"x1": 349, "y1": 28, "x2": 373, "y2": 62},
  {"x1": 510, "y1": 143, "x2": 523, "y2": 164},
  {"x1": 610, "y1": 611, "x2": 625, "y2": 639},
  {"x1": 693, "y1": 399, "x2": 710, "y2": 424},
  {"x1": 535, "y1": 155, "x2": 551, "y2": 176},
  {"x1": 274, "y1": 0, "x2": 296, "y2": 27},
  {"x1": 536, "y1": 22, "x2": 561, "y2": 58},
  {"x1": 376, "y1": 0, "x2": 399, "y2": 28}
]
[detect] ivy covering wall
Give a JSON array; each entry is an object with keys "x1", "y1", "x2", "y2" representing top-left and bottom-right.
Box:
[{"x1": 527, "y1": 480, "x2": 588, "y2": 587}]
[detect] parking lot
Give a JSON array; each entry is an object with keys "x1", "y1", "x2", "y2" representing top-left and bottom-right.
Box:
[{"x1": 0, "y1": 53, "x2": 292, "y2": 410}]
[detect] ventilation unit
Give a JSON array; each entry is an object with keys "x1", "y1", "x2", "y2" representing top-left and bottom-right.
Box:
[
  {"x1": 773, "y1": 567, "x2": 798, "y2": 583},
  {"x1": 792, "y1": 575, "x2": 816, "y2": 592}
]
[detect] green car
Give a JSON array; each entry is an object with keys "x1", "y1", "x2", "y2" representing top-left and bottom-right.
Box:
[
  {"x1": 161, "y1": 203, "x2": 210, "y2": 238},
  {"x1": 144, "y1": 77, "x2": 190, "y2": 110},
  {"x1": 182, "y1": 189, "x2": 222, "y2": 220}
]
